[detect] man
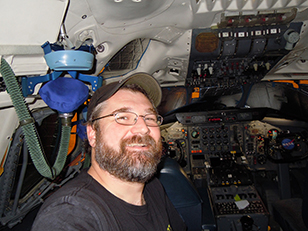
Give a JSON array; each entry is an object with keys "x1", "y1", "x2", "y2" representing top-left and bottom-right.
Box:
[{"x1": 31, "y1": 73, "x2": 186, "y2": 231}]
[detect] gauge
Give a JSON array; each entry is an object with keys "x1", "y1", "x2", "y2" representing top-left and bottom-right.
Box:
[
  {"x1": 191, "y1": 130, "x2": 200, "y2": 139},
  {"x1": 257, "y1": 135, "x2": 264, "y2": 141},
  {"x1": 257, "y1": 154, "x2": 267, "y2": 165},
  {"x1": 268, "y1": 129, "x2": 279, "y2": 140}
]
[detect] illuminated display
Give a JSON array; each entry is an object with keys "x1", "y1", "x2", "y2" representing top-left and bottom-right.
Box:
[{"x1": 208, "y1": 117, "x2": 222, "y2": 122}]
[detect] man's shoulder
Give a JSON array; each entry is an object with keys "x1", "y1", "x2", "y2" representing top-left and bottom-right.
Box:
[
  {"x1": 32, "y1": 169, "x2": 118, "y2": 231},
  {"x1": 54, "y1": 169, "x2": 92, "y2": 192},
  {"x1": 41, "y1": 169, "x2": 102, "y2": 208}
]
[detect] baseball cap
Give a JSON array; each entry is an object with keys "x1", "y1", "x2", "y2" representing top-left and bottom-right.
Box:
[{"x1": 87, "y1": 72, "x2": 162, "y2": 121}]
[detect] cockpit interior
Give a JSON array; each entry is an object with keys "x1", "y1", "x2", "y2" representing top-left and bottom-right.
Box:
[{"x1": 2, "y1": 0, "x2": 308, "y2": 230}]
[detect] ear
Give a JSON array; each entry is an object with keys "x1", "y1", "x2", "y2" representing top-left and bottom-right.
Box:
[{"x1": 87, "y1": 124, "x2": 96, "y2": 147}]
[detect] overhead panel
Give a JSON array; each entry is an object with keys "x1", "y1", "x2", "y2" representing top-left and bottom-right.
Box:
[{"x1": 186, "y1": 9, "x2": 303, "y2": 97}]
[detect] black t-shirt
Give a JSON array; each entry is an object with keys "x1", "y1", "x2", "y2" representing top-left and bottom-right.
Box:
[{"x1": 31, "y1": 170, "x2": 186, "y2": 231}]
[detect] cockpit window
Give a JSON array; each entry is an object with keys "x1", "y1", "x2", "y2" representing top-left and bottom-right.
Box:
[{"x1": 162, "y1": 82, "x2": 308, "y2": 123}]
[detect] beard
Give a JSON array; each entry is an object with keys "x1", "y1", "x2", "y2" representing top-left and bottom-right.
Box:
[{"x1": 94, "y1": 132, "x2": 162, "y2": 183}]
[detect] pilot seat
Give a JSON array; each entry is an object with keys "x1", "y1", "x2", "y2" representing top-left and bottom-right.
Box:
[
  {"x1": 157, "y1": 157, "x2": 216, "y2": 231},
  {"x1": 272, "y1": 163, "x2": 308, "y2": 231}
]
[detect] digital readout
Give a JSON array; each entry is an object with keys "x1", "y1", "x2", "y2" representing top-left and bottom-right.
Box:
[{"x1": 208, "y1": 117, "x2": 222, "y2": 122}]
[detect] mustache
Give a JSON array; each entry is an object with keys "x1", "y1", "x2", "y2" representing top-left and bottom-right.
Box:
[{"x1": 122, "y1": 135, "x2": 157, "y2": 146}]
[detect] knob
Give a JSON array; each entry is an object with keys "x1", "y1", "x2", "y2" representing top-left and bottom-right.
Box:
[
  {"x1": 240, "y1": 215, "x2": 254, "y2": 231},
  {"x1": 284, "y1": 29, "x2": 300, "y2": 50}
]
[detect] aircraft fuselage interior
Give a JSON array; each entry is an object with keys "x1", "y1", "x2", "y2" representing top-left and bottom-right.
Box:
[{"x1": 2, "y1": 0, "x2": 308, "y2": 230}]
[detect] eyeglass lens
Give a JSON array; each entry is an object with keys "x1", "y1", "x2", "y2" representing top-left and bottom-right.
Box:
[{"x1": 115, "y1": 112, "x2": 162, "y2": 126}]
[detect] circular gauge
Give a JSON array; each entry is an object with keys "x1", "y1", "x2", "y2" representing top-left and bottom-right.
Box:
[
  {"x1": 257, "y1": 154, "x2": 267, "y2": 165},
  {"x1": 191, "y1": 130, "x2": 200, "y2": 139},
  {"x1": 268, "y1": 129, "x2": 279, "y2": 140}
]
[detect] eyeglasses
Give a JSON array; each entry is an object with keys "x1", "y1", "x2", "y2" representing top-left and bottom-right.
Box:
[{"x1": 92, "y1": 111, "x2": 163, "y2": 127}]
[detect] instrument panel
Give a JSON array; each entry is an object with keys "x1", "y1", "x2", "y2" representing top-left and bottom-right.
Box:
[
  {"x1": 161, "y1": 108, "x2": 308, "y2": 230},
  {"x1": 161, "y1": 109, "x2": 308, "y2": 185},
  {"x1": 185, "y1": 22, "x2": 303, "y2": 93}
]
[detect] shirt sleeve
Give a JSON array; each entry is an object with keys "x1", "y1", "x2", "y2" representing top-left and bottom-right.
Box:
[
  {"x1": 32, "y1": 202, "x2": 101, "y2": 231},
  {"x1": 31, "y1": 196, "x2": 118, "y2": 231}
]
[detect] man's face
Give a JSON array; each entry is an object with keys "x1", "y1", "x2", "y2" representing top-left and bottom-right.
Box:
[{"x1": 90, "y1": 89, "x2": 162, "y2": 183}]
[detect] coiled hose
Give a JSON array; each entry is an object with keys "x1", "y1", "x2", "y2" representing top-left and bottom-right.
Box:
[{"x1": 0, "y1": 57, "x2": 71, "y2": 180}]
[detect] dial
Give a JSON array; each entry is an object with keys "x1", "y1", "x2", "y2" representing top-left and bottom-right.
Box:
[
  {"x1": 268, "y1": 129, "x2": 279, "y2": 140},
  {"x1": 191, "y1": 130, "x2": 200, "y2": 139},
  {"x1": 257, "y1": 154, "x2": 267, "y2": 165}
]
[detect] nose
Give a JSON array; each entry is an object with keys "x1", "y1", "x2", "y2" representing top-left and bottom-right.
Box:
[{"x1": 130, "y1": 116, "x2": 150, "y2": 135}]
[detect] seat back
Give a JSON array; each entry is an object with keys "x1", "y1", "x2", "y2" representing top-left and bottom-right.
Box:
[
  {"x1": 157, "y1": 157, "x2": 202, "y2": 231},
  {"x1": 272, "y1": 162, "x2": 308, "y2": 231}
]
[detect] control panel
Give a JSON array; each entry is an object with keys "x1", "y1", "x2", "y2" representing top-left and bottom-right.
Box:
[
  {"x1": 210, "y1": 185, "x2": 267, "y2": 215},
  {"x1": 211, "y1": 185, "x2": 269, "y2": 231},
  {"x1": 186, "y1": 22, "x2": 303, "y2": 94},
  {"x1": 162, "y1": 109, "x2": 308, "y2": 179},
  {"x1": 161, "y1": 108, "x2": 308, "y2": 230}
]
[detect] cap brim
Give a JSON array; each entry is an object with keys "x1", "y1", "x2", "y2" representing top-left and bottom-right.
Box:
[{"x1": 87, "y1": 72, "x2": 162, "y2": 121}]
